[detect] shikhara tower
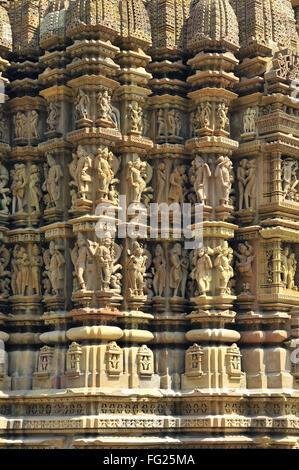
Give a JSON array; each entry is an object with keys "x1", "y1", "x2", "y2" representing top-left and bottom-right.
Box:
[{"x1": 0, "y1": 0, "x2": 298, "y2": 449}]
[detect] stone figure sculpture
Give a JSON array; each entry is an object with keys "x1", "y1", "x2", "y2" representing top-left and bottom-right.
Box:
[
  {"x1": 152, "y1": 244, "x2": 166, "y2": 298},
  {"x1": 127, "y1": 241, "x2": 147, "y2": 297}
]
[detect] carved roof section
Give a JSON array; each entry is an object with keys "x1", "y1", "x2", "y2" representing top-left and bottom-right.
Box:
[
  {"x1": 66, "y1": 0, "x2": 120, "y2": 40},
  {"x1": 119, "y1": 0, "x2": 152, "y2": 49},
  {"x1": 40, "y1": 2, "x2": 68, "y2": 49},
  {"x1": 8, "y1": 0, "x2": 48, "y2": 57},
  {"x1": 230, "y1": 0, "x2": 298, "y2": 59},
  {"x1": 0, "y1": 0, "x2": 12, "y2": 56},
  {"x1": 147, "y1": 0, "x2": 192, "y2": 56},
  {"x1": 187, "y1": 0, "x2": 239, "y2": 54}
]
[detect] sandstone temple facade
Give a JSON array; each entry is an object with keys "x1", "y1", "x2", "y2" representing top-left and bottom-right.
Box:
[{"x1": 0, "y1": 0, "x2": 298, "y2": 449}]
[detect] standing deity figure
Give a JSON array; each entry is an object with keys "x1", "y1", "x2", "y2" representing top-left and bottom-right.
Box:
[
  {"x1": 281, "y1": 246, "x2": 290, "y2": 288},
  {"x1": 42, "y1": 248, "x2": 51, "y2": 296},
  {"x1": 0, "y1": 108, "x2": 8, "y2": 142},
  {"x1": 282, "y1": 159, "x2": 299, "y2": 200},
  {"x1": 237, "y1": 159, "x2": 248, "y2": 211},
  {"x1": 275, "y1": 52, "x2": 289, "y2": 79},
  {"x1": 175, "y1": 110, "x2": 182, "y2": 136},
  {"x1": 243, "y1": 107, "x2": 257, "y2": 134},
  {"x1": 281, "y1": 246, "x2": 297, "y2": 290},
  {"x1": 287, "y1": 252, "x2": 297, "y2": 290},
  {"x1": 98, "y1": 89, "x2": 112, "y2": 121},
  {"x1": 167, "y1": 109, "x2": 176, "y2": 136},
  {"x1": 71, "y1": 232, "x2": 90, "y2": 291},
  {"x1": 109, "y1": 242, "x2": 122, "y2": 294},
  {"x1": 199, "y1": 102, "x2": 212, "y2": 128},
  {"x1": 47, "y1": 241, "x2": 65, "y2": 296},
  {"x1": 88, "y1": 238, "x2": 113, "y2": 291},
  {"x1": 0, "y1": 161, "x2": 10, "y2": 213},
  {"x1": 157, "y1": 109, "x2": 165, "y2": 137},
  {"x1": 31, "y1": 244, "x2": 42, "y2": 295},
  {"x1": 190, "y1": 248, "x2": 213, "y2": 296},
  {"x1": 15, "y1": 245, "x2": 30, "y2": 296},
  {"x1": 126, "y1": 158, "x2": 147, "y2": 204},
  {"x1": 169, "y1": 243, "x2": 184, "y2": 298},
  {"x1": 189, "y1": 156, "x2": 211, "y2": 205},
  {"x1": 156, "y1": 162, "x2": 167, "y2": 203},
  {"x1": 168, "y1": 165, "x2": 187, "y2": 208},
  {"x1": 29, "y1": 110, "x2": 39, "y2": 139},
  {"x1": 181, "y1": 250, "x2": 189, "y2": 299},
  {"x1": 29, "y1": 164, "x2": 42, "y2": 214},
  {"x1": 215, "y1": 103, "x2": 229, "y2": 131},
  {"x1": 127, "y1": 101, "x2": 143, "y2": 133},
  {"x1": 47, "y1": 102, "x2": 59, "y2": 131},
  {"x1": 68, "y1": 151, "x2": 78, "y2": 198},
  {"x1": 142, "y1": 113, "x2": 149, "y2": 137},
  {"x1": 244, "y1": 159, "x2": 257, "y2": 209},
  {"x1": 11, "y1": 163, "x2": 27, "y2": 214},
  {"x1": 152, "y1": 244, "x2": 166, "y2": 298},
  {"x1": 234, "y1": 242, "x2": 255, "y2": 275},
  {"x1": 94, "y1": 147, "x2": 114, "y2": 200},
  {"x1": 215, "y1": 156, "x2": 233, "y2": 206},
  {"x1": 0, "y1": 243, "x2": 10, "y2": 297},
  {"x1": 14, "y1": 112, "x2": 26, "y2": 139},
  {"x1": 75, "y1": 145, "x2": 92, "y2": 200},
  {"x1": 127, "y1": 242, "x2": 147, "y2": 297},
  {"x1": 43, "y1": 153, "x2": 63, "y2": 208},
  {"x1": 75, "y1": 89, "x2": 90, "y2": 120},
  {"x1": 190, "y1": 111, "x2": 196, "y2": 137},
  {"x1": 214, "y1": 242, "x2": 234, "y2": 295},
  {"x1": 11, "y1": 245, "x2": 19, "y2": 295}
]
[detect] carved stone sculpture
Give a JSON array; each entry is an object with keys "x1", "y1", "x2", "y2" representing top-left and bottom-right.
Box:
[
  {"x1": 168, "y1": 165, "x2": 187, "y2": 208},
  {"x1": 215, "y1": 103, "x2": 229, "y2": 131},
  {"x1": 75, "y1": 145, "x2": 92, "y2": 200},
  {"x1": 156, "y1": 162, "x2": 167, "y2": 203},
  {"x1": 126, "y1": 158, "x2": 148, "y2": 204},
  {"x1": 190, "y1": 248, "x2": 213, "y2": 296},
  {"x1": 28, "y1": 110, "x2": 39, "y2": 139},
  {"x1": 214, "y1": 242, "x2": 234, "y2": 295},
  {"x1": 282, "y1": 159, "x2": 299, "y2": 201},
  {"x1": 127, "y1": 101, "x2": 143, "y2": 134},
  {"x1": 157, "y1": 109, "x2": 166, "y2": 137},
  {"x1": 243, "y1": 107, "x2": 258, "y2": 134},
  {"x1": 98, "y1": 89, "x2": 113, "y2": 123},
  {"x1": 234, "y1": 242, "x2": 255, "y2": 275},
  {"x1": 13, "y1": 112, "x2": 26, "y2": 139},
  {"x1": 43, "y1": 153, "x2": 63, "y2": 209},
  {"x1": 46, "y1": 102, "x2": 60, "y2": 131},
  {"x1": 189, "y1": 156, "x2": 211, "y2": 205},
  {"x1": 0, "y1": 161, "x2": 10, "y2": 213},
  {"x1": 281, "y1": 246, "x2": 298, "y2": 290},
  {"x1": 237, "y1": 158, "x2": 257, "y2": 210},
  {"x1": 31, "y1": 244, "x2": 42, "y2": 296},
  {"x1": 215, "y1": 156, "x2": 233, "y2": 206},
  {"x1": 169, "y1": 243, "x2": 184, "y2": 298},
  {"x1": 127, "y1": 241, "x2": 147, "y2": 297},
  {"x1": 75, "y1": 89, "x2": 90, "y2": 121},
  {"x1": 47, "y1": 241, "x2": 65, "y2": 296},
  {"x1": 0, "y1": 109, "x2": 9, "y2": 142},
  {"x1": 71, "y1": 232, "x2": 90, "y2": 292},
  {"x1": 152, "y1": 244, "x2": 166, "y2": 298},
  {"x1": 29, "y1": 165, "x2": 42, "y2": 214},
  {"x1": 198, "y1": 102, "x2": 212, "y2": 129},
  {"x1": 0, "y1": 243, "x2": 10, "y2": 298},
  {"x1": 94, "y1": 147, "x2": 115, "y2": 201},
  {"x1": 11, "y1": 164, "x2": 27, "y2": 214}
]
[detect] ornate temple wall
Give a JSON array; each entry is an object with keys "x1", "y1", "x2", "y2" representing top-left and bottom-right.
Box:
[{"x1": 0, "y1": 0, "x2": 298, "y2": 449}]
